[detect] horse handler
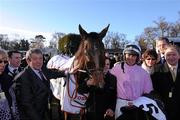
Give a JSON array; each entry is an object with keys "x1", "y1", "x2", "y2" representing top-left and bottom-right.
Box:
[{"x1": 14, "y1": 48, "x2": 67, "y2": 120}]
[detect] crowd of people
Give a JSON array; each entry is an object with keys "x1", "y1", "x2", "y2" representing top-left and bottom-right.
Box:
[{"x1": 0, "y1": 37, "x2": 180, "y2": 120}]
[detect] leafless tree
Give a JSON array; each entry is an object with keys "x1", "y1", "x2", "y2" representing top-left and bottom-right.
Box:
[
  {"x1": 144, "y1": 27, "x2": 158, "y2": 45},
  {"x1": 49, "y1": 32, "x2": 65, "y2": 48},
  {"x1": 153, "y1": 17, "x2": 169, "y2": 37},
  {"x1": 30, "y1": 35, "x2": 45, "y2": 48},
  {"x1": 103, "y1": 32, "x2": 127, "y2": 49}
]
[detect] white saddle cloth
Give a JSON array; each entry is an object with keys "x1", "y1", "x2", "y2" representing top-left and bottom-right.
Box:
[{"x1": 47, "y1": 55, "x2": 88, "y2": 114}]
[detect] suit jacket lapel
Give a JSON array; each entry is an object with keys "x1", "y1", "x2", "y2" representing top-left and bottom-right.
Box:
[
  {"x1": 162, "y1": 62, "x2": 175, "y2": 83},
  {"x1": 163, "y1": 62, "x2": 170, "y2": 72},
  {"x1": 163, "y1": 61, "x2": 180, "y2": 83},
  {"x1": 27, "y1": 66, "x2": 49, "y2": 89}
]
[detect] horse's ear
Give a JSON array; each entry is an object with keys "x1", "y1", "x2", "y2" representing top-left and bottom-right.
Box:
[
  {"x1": 99, "y1": 24, "x2": 110, "y2": 39},
  {"x1": 79, "y1": 24, "x2": 88, "y2": 39}
]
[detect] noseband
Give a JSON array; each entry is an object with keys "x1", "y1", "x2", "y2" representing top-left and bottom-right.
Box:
[{"x1": 77, "y1": 63, "x2": 104, "y2": 78}]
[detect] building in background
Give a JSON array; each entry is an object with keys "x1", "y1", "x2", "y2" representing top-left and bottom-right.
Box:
[{"x1": 168, "y1": 37, "x2": 180, "y2": 47}]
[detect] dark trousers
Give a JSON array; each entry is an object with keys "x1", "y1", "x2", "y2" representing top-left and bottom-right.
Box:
[
  {"x1": 86, "y1": 112, "x2": 114, "y2": 120},
  {"x1": 50, "y1": 96, "x2": 64, "y2": 120},
  {"x1": 64, "y1": 113, "x2": 83, "y2": 120}
]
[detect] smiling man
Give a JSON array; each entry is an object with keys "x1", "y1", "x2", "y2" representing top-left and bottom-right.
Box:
[
  {"x1": 152, "y1": 45, "x2": 180, "y2": 120},
  {"x1": 14, "y1": 48, "x2": 67, "y2": 120},
  {"x1": 4, "y1": 50, "x2": 22, "y2": 79}
]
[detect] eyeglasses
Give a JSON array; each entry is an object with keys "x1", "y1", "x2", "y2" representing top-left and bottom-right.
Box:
[
  {"x1": 0, "y1": 60, "x2": 8, "y2": 64},
  {"x1": 146, "y1": 58, "x2": 156, "y2": 61}
]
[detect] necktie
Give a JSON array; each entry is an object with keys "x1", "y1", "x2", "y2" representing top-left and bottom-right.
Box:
[
  {"x1": 39, "y1": 71, "x2": 49, "y2": 88},
  {"x1": 161, "y1": 56, "x2": 165, "y2": 63},
  {"x1": 13, "y1": 69, "x2": 18, "y2": 76}
]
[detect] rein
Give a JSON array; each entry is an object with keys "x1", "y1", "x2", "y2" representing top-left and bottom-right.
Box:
[
  {"x1": 66, "y1": 69, "x2": 89, "y2": 109},
  {"x1": 66, "y1": 63, "x2": 103, "y2": 98}
]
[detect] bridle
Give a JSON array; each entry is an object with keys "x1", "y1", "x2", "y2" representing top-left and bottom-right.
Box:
[{"x1": 77, "y1": 64, "x2": 104, "y2": 81}]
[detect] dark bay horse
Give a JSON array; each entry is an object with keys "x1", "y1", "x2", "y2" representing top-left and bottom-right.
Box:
[
  {"x1": 47, "y1": 24, "x2": 110, "y2": 120},
  {"x1": 71, "y1": 24, "x2": 110, "y2": 88},
  {"x1": 62, "y1": 25, "x2": 109, "y2": 120}
]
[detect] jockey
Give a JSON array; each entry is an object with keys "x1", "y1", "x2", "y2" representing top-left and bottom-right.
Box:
[{"x1": 110, "y1": 43, "x2": 154, "y2": 119}]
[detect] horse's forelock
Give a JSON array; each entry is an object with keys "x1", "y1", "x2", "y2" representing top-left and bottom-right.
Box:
[
  {"x1": 74, "y1": 37, "x2": 104, "y2": 72},
  {"x1": 83, "y1": 32, "x2": 105, "y2": 68}
]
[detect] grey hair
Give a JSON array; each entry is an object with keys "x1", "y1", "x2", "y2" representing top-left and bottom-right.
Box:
[
  {"x1": 0, "y1": 48, "x2": 8, "y2": 58},
  {"x1": 26, "y1": 48, "x2": 43, "y2": 60}
]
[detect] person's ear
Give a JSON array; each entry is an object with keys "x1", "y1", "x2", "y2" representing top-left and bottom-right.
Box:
[{"x1": 26, "y1": 58, "x2": 31, "y2": 64}]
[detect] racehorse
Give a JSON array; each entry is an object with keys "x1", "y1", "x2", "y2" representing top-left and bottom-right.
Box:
[
  {"x1": 72, "y1": 24, "x2": 109, "y2": 87},
  {"x1": 47, "y1": 24, "x2": 109, "y2": 120}
]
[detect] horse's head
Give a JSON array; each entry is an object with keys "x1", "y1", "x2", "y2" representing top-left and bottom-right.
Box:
[{"x1": 74, "y1": 24, "x2": 109, "y2": 87}]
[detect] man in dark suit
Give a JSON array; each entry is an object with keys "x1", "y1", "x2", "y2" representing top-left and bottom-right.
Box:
[
  {"x1": 4, "y1": 50, "x2": 22, "y2": 80},
  {"x1": 155, "y1": 37, "x2": 170, "y2": 64},
  {"x1": 14, "y1": 48, "x2": 67, "y2": 120},
  {"x1": 151, "y1": 45, "x2": 180, "y2": 120}
]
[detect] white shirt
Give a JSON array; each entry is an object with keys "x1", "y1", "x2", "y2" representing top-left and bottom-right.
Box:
[
  {"x1": 8, "y1": 65, "x2": 18, "y2": 73},
  {"x1": 32, "y1": 68, "x2": 43, "y2": 80}
]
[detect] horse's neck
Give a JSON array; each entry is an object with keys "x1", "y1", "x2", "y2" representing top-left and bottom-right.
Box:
[
  {"x1": 72, "y1": 57, "x2": 86, "y2": 70},
  {"x1": 68, "y1": 59, "x2": 81, "y2": 75}
]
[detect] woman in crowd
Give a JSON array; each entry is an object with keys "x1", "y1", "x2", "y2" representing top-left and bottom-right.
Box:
[
  {"x1": 110, "y1": 43, "x2": 153, "y2": 120},
  {"x1": 141, "y1": 49, "x2": 158, "y2": 74},
  {"x1": 0, "y1": 48, "x2": 20, "y2": 120}
]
